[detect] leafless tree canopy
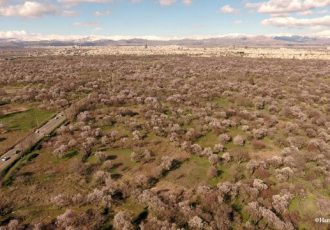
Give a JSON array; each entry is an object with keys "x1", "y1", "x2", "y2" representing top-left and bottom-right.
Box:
[{"x1": 0, "y1": 52, "x2": 329, "y2": 229}]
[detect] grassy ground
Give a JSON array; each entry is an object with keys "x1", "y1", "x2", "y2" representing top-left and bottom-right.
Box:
[
  {"x1": 119, "y1": 197, "x2": 146, "y2": 218},
  {"x1": 0, "y1": 142, "x2": 152, "y2": 225},
  {"x1": 163, "y1": 155, "x2": 227, "y2": 188},
  {"x1": 213, "y1": 97, "x2": 231, "y2": 108},
  {"x1": 0, "y1": 147, "x2": 91, "y2": 225},
  {"x1": 0, "y1": 104, "x2": 29, "y2": 116},
  {"x1": 288, "y1": 194, "x2": 323, "y2": 230},
  {"x1": 0, "y1": 108, "x2": 54, "y2": 131},
  {"x1": 2, "y1": 150, "x2": 39, "y2": 186},
  {"x1": 108, "y1": 148, "x2": 136, "y2": 170},
  {"x1": 0, "y1": 108, "x2": 55, "y2": 154},
  {"x1": 1, "y1": 85, "x2": 24, "y2": 95},
  {"x1": 197, "y1": 132, "x2": 218, "y2": 148},
  {"x1": 88, "y1": 147, "x2": 138, "y2": 176}
]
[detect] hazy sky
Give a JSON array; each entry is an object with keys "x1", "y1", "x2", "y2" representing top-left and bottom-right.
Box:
[{"x1": 0, "y1": 0, "x2": 329, "y2": 39}]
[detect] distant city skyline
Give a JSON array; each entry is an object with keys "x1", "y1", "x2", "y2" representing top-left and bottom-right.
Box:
[{"x1": 0, "y1": 0, "x2": 329, "y2": 40}]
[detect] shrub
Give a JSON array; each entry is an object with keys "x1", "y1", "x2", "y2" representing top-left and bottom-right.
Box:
[
  {"x1": 252, "y1": 128, "x2": 267, "y2": 139},
  {"x1": 208, "y1": 154, "x2": 220, "y2": 166},
  {"x1": 252, "y1": 179, "x2": 268, "y2": 191},
  {"x1": 188, "y1": 216, "x2": 205, "y2": 229},
  {"x1": 213, "y1": 143, "x2": 224, "y2": 153},
  {"x1": 252, "y1": 140, "x2": 266, "y2": 149},
  {"x1": 51, "y1": 194, "x2": 71, "y2": 207},
  {"x1": 221, "y1": 152, "x2": 231, "y2": 162},
  {"x1": 95, "y1": 151, "x2": 108, "y2": 162},
  {"x1": 272, "y1": 193, "x2": 293, "y2": 215},
  {"x1": 233, "y1": 135, "x2": 245, "y2": 146},
  {"x1": 113, "y1": 211, "x2": 134, "y2": 230},
  {"x1": 207, "y1": 166, "x2": 218, "y2": 178},
  {"x1": 218, "y1": 133, "x2": 231, "y2": 144},
  {"x1": 102, "y1": 160, "x2": 113, "y2": 170}
]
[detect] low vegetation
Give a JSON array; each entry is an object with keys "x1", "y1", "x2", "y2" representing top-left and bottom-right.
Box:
[
  {"x1": 0, "y1": 106, "x2": 55, "y2": 154},
  {"x1": 0, "y1": 52, "x2": 329, "y2": 229}
]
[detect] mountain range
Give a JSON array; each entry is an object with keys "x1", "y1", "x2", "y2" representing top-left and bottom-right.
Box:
[{"x1": 0, "y1": 35, "x2": 329, "y2": 48}]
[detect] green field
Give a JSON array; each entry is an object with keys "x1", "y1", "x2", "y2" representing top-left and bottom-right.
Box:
[
  {"x1": 163, "y1": 155, "x2": 227, "y2": 188},
  {"x1": 197, "y1": 132, "x2": 218, "y2": 148},
  {"x1": 0, "y1": 108, "x2": 55, "y2": 154},
  {"x1": 0, "y1": 108, "x2": 55, "y2": 132}
]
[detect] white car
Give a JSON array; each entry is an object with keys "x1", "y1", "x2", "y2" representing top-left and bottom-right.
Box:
[
  {"x1": 55, "y1": 114, "x2": 63, "y2": 119},
  {"x1": 1, "y1": 156, "x2": 10, "y2": 162}
]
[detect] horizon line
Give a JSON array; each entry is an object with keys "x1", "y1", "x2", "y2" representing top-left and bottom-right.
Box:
[{"x1": 1, "y1": 30, "x2": 330, "y2": 42}]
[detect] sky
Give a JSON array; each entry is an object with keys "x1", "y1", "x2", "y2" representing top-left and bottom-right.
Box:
[{"x1": 0, "y1": 0, "x2": 329, "y2": 40}]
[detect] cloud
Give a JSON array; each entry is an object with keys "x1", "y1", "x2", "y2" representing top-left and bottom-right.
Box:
[
  {"x1": 220, "y1": 5, "x2": 238, "y2": 14},
  {"x1": 59, "y1": 0, "x2": 114, "y2": 7},
  {"x1": 0, "y1": 1, "x2": 57, "y2": 17},
  {"x1": 159, "y1": 0, "x2": 176, "y2": 6},
  {"x1": 298, "y1": 10, "x2": 313, "y2": 15},
  {"x1": 60, "y1": 0, "x2": 142, "y2": 6},
  {"x1": 262, "y1": 15, "x2": 330, "y2": 27},
  {"x1": 0, "y1": 30, "x2": 28, "y2": 39},
  {"x1": 59, "y1": 0, "x2": 114, "y2": 4},
  {"x1": 0, "y1": 30, "x2": 115, "y2": 41},
  {"x1": 183, "y1": 0, "x2": 192, "y2": 5},
  {"x1": 95, "y1": 9, "x2": 111, "y2": 16},
  {"x1": 246, "y1": 0, "x2": 330, "y2": 14},
  {"x1": 157, "y1": 0, "x2": 192, "y2": 6},
  {"x1": 234, "y1": 20, "x2": 243, "y2": 24},
  {"x1": 318, "y1": 9, "x2": 328, "y2": 14},
  {"x1": 1, "y1": 30, "x2": 329, "y2": 41},
  {"x1": 62, "y1": 10, "x2": 77, "y2": 16},
  {"x1": 311, "y1": 29, "x2": 330, "y2": 36},
  {"x1": 248, "y1": 0, "x2": 330, "y2": 31},
  {"x1": 0, "y1": 31, "x2": 257, "y2": 41}
]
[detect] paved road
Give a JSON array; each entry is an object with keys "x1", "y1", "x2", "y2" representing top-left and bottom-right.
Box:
[{"x1": 0, "y1": 112, "x2": 67, "y2": 173}]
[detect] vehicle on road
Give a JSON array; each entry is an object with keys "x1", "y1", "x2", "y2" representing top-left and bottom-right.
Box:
[
  {"x1": 1, "y1": 156, "x2": 10, "y2": 162},
  {"x1": 15, "y1": 149, "x2": 22, "y2": 154},
  {"x1": 56, "y1": 114, "x2": 63, "y2": 119},
  {"x1": 35, "y1": 129, "x2": 40, "y2": 134}
]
